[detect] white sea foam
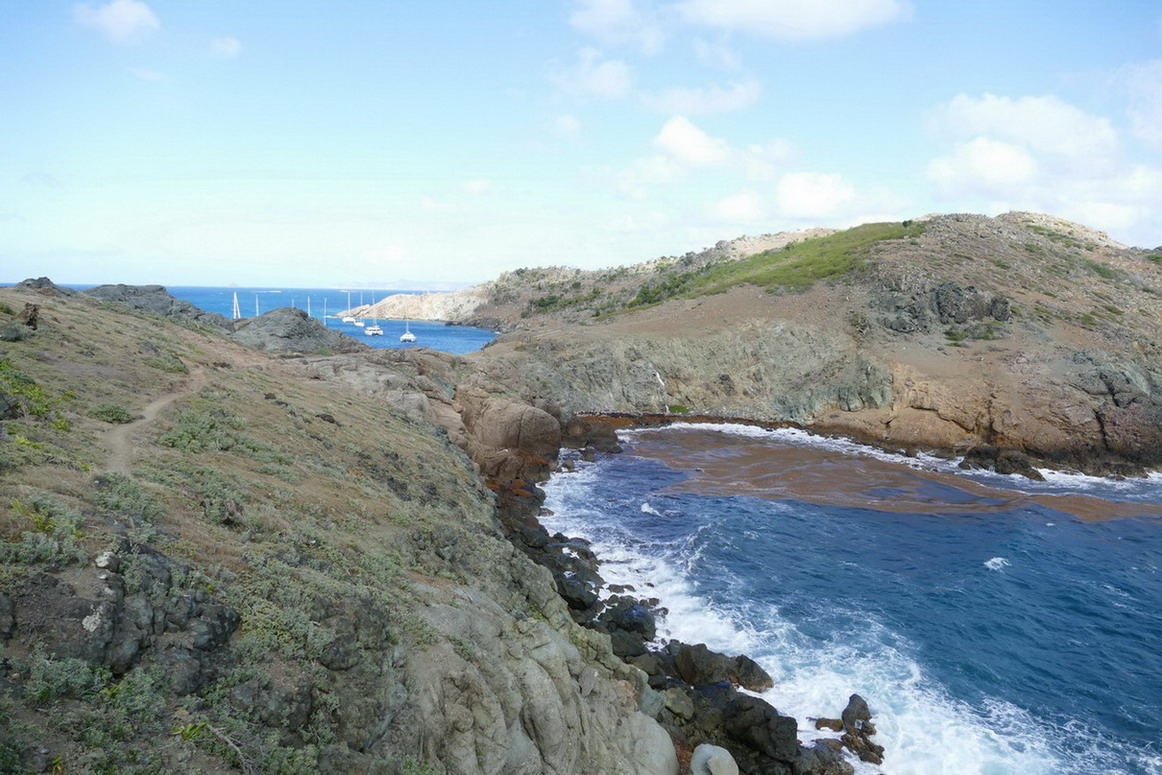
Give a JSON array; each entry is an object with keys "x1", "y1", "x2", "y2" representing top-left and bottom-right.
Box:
[
  {"x1": 640, "y1": 502, "x2": 663, "y2": 516},
  {"x1": 985, "y1": 557, "x2": 1010, "y2": 571}
]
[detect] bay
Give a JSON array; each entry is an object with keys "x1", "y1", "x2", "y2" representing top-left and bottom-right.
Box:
[{"x1": 542, "y1": 423, "x2": 1162, "y2": 775}]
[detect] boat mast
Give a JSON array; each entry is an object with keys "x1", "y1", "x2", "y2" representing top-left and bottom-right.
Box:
[{"x1": 232, "y1": 292, "x2": 241, "y2": 320}]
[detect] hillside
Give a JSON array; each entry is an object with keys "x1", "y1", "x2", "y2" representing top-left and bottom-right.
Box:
[
  {"x1": 462, "y1": 212, "x2": 1162, "y2": 476},
  {"x1": 0, "y1": 284, "x2": 682, "y2": 774},
  {"x1": 1, "y1": 282, "x2": 888, "y2": 774}
]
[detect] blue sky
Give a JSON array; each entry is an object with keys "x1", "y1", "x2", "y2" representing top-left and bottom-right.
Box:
[{"x1": 3, "y1": 1, "x2": 1162, "y2": 287}]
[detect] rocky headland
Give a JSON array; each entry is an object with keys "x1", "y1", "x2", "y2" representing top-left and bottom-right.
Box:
[
  {"x1": 390, "y1": 212, "x2": 1162, "y2": 478},
  {"x1": 2, "y1": 209, "x2": 1160, "y2": 774}
]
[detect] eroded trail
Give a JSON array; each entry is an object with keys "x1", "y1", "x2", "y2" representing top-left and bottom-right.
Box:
[{"x1": 102, "y1": 366, "x2": 208, "y2": 474}]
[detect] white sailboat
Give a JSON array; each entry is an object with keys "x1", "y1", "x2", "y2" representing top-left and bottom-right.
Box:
[
  {"x1": 365, "y1": 297, "x2": 383, "y2": 336},
  {"x1": 232, "y1": 292, "x2": 241, "y2": 320},
  {"x1": 341, "y1": 290, "x2": 356, "y2": 324},
  {"x1": 400, "y1": 319, "x2": 416, "y2": 343},
  {"x1": 354, "y1": 290, "x2": 365, "y2": 326}
]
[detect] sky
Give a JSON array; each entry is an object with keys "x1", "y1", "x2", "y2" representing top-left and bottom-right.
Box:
[{"x1": 3, "y1": 1, "x2": 1162, "y2": 288}]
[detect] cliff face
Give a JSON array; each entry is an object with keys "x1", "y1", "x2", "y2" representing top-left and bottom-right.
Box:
[
  {"x1": 0, "y1": 284, "x2": 677, "y2": 774},
  {"x1": 466, "y1": 212, "x2": 1162, "y2": 475}
]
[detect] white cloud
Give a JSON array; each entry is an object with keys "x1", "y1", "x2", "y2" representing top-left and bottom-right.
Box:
[
  {"x1": 210, "y1": 36, "x2": 243, "y2": 59},
  {"x1": 739, "y1": 139, "x2": 794, "y2": 180},
  {"x1": 711, "y1": 192, "x2": 766, "y2": 223},
  {"x1": 653, "y1": 116, "x2": 729, "y2": 166},
  {"x1": 556, "y1": 114, "x2": 583, "y2": 141},
  {"x1": 570, "y1": 0, "x2": 665, "y2": 53},
  {"x1": 677, "y1": 0, "x2": 911, "y2": 41},
  {"x1": 926, "y1": 137, "x2": 1039, "y2": 198},
  {"x1": 611, "y1": 155, "x2": 687, "y2": 198},
  {"x1": 1124, "y1": 59, "x2": 1162, "y2": 150},
  {"x1": 552, "y1": 48, "x2": 634, "y2": 99},
  {"x1": 643, "y1": 80, "x2": 761, "y2": 115},
  {"x1": 74, "y1": 0, "x2": 159, "y2": 44},
  {"x1": 693, "y1": 38, "x2": 742, "y2": 70},
  {"x1": 461, "y1": 179, "x2": 492, "y2": 195},
  {"x1": 775, "y1": 172, "x2": 858, "y2": 219},
  {"x1": 930, "y1": 93, "x2": 1118, "y2": 161},
  {"x1": 130, "y1": 67, "x2": 168, "y2": 83}
]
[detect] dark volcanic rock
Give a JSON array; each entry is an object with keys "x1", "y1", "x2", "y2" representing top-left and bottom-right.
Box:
[
  {"x1": 83, "y1": 283, "x2": 231, "y2": 328},
  {"x1": 231, "y1": 307, "x2": 367, "y2": 354},
  {"x1": 723, "y1": 694, "x2": 800, "y2": 763},
  {"x1": 6, "y1": 545, "x2": 239, "y2": 693}
]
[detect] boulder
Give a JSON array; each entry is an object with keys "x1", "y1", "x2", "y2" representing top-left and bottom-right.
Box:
[
  {"x1": 690, "y1": 743, "x2": 740, "y2": 775},
  {"x1": 723, "y1": 694, "x2": 800, "y2": 763},
  {"x1": 674, "y1": 643, "x2": 773, "y2": 690}
]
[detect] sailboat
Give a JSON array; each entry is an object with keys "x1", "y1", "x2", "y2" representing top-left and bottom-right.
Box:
[
  {"x1": 400, "y1": 319, "x2": 416, "y2": 343},
  {"x1": 354, "y1": 291, "x2": 365, "y2": 326},
  {"x1": 341, "y1": 291, "x2": 356, "y2": 324},
  {"x1": 231, "y1": 292, "x2": 241, "y2": 320},
  {"x1": 364, "y1": 297, "x2": 383, "y2": 336}
]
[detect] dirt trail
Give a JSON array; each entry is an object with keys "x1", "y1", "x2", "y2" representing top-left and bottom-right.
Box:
[{"x1": 103, "y1": 366, "x2": 208, "y2": 474}]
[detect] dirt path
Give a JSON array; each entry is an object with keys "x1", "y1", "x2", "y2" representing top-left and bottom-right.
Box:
[{"x1": 103, "y1": 366, "x2": 208, "y2": 474}]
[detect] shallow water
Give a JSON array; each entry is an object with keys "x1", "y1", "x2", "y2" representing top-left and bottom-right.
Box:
[{"x1": 542, "y1": 424, "x2": 1162, "y2": 775}]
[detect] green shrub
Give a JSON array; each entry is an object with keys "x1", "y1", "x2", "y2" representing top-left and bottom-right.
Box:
[
  {"x1": 1, "y1": 498, "x2": 86, "y2": 565},
  {"x1": 145, "y1": 352, "x2": 189, "y2": 374},
  {"x1": 0, "y1": 361, "x2": 53, "y2": 418},
  {"x1": 159, "y1": 404, "x2": 245, "y2": 452},
  {"x1": 90, "y1": 403, "x2": 134, "y2": 424},
  {"x1": 93, "y1": 474, "x2": 163, "y2": 526},
  {"x1": 27, "y1": 650, "x2": 111, "y2": 704},
  {"x1": 1083, "y1": 259, "x2": 1118, "y2": 280}
]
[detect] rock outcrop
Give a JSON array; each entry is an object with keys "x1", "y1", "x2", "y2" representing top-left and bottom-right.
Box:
[
  {"x1": 230, "y1": 307, "x2": 367, "y2": 354},
  {"x1": 83, "y1": 283, "x2": 230, "y2": 328}
]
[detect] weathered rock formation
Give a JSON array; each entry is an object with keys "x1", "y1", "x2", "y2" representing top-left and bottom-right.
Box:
[{"x1": 83, "y1": 283, "x2": 231, "y2": 329}]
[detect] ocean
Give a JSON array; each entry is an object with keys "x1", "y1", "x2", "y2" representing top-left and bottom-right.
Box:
[{"x1": 542, "y1": 423, "x2": 1162, "y2": 775}]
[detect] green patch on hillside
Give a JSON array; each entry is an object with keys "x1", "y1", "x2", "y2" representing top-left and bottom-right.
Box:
[{"x1": 693, "y1": 221, "x2": 927, "y2": 296}]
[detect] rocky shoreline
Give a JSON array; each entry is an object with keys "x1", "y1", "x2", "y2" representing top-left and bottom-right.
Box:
[{"x1": 490, "y1": 417, "x2": 885, "y2": 775}]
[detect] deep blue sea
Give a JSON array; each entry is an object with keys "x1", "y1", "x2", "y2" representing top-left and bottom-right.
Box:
[{"x1": 542, "y1": 423, "x2": 1162, "y2": 775}]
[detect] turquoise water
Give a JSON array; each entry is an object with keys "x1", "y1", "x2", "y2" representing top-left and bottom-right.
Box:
[{"x1": 543, "y1": 424, "x2": 1162, "y2": 775}]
